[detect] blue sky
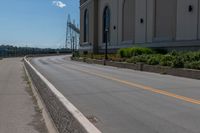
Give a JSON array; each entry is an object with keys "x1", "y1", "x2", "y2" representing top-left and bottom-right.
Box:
[{"x1": 0, "y1": 0, "x2": 79, "y2": 48}]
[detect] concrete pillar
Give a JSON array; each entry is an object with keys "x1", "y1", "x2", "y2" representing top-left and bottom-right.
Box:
[
  {"x1": 154, "y1": 0, "x2": 177, "y2": 41},
  {"x1": 176, "y1": 0, "x2": 198, "y2": 40},
  {"x1": 146, "y1": 0, "x2": 154, "y2": 43},
  {"x1": 93, "y1": 0, "x2": 99, "y2": 53},
  {"x1": 135, "y1": 0, "x2": 147, "y2": 43}
]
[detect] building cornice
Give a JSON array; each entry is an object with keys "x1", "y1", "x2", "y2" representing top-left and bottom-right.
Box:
[{"x1": 80, "y1": 0, "x2": 92, "y2": 8}]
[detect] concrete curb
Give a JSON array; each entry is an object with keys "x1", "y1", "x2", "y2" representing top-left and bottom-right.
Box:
[
  {"x1": 72, "y1": 57, "x2": 200, "y2": 80},
  {"x1": 24, "y1": 57, "x2": 101, "y2": 133},
  {"x1": 23, "y1": 64, "x2": 59, "y2": 133}
]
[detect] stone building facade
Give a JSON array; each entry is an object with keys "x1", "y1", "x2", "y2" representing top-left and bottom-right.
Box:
[{"x1": 80, "y1": 0, "x2": 200, "y2": 53}]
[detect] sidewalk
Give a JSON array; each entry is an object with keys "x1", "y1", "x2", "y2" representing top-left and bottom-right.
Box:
[{"x1": 0, "y1": 58, "x2": 48, "y2": 133}]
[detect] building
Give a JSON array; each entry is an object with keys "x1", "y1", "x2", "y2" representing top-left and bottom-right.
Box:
[{"x1": 80, "y1": 0, "x2": 200, "y2": 53}]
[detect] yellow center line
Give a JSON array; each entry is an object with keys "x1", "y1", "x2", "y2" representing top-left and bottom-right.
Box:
[{"x1": 62, "y1": 64, "x2": 200, "y2": 105}]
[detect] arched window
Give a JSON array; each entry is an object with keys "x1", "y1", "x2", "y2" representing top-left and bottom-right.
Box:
[
  {"x1": 84, "y1": 9, "x2": 89, "y2": 42},
  {"x1": 103, "y1": 6, "x2": 110, "y2": 43}
]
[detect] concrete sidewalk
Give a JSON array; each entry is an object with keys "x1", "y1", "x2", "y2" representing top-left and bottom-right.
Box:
[{"x1": 0, "y1": 58, "x2": 48, "y2": 133}]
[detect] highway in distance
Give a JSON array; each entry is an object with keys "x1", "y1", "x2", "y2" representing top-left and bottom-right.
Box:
[{"x1": 31, "y1": 55, "x2": 200, "y2": 133}]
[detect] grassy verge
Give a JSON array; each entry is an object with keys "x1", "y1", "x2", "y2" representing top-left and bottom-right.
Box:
[{"x1": 73, "y1": 47, "x2": 200, "y2": 70}]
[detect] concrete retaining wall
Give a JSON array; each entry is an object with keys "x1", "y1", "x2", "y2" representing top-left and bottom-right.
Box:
[
  {"x1": 24, "y1": 57, "x2": 101, "y2": 133},
  {"x1": 72, "y1": 57, "x2": 200, "y2": 80}
]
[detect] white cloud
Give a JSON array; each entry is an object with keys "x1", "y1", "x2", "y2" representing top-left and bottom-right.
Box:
[{"x1": 52, "y1": 1, "x2": 66, "y2": 8}]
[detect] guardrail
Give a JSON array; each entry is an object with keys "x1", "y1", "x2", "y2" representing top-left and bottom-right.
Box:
[{"x1": 24, "y1": 56, "x2": 101, "y2": 133}]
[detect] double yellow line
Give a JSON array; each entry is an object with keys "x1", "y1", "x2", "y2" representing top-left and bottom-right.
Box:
[{"x1": 63, "y1": 64, "x2": 200, "y2": 105}]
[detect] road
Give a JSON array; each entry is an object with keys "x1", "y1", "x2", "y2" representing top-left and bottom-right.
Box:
[{"x1": 31, "y1": 55, "x2": 200, "y2": 133}]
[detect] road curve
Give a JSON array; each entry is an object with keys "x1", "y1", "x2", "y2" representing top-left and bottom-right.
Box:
[{"x1": 31, "y1": 55, "x2": 200, "y2": 133}]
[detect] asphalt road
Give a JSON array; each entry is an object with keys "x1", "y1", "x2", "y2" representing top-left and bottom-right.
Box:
[{"x1": 31, "y1": 55, "x2": 200, "y2": 133}]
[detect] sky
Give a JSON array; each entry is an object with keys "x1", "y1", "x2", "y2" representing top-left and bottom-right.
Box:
[{"x1": 0, "y1": 0, "x2": 79, "y2": 48}]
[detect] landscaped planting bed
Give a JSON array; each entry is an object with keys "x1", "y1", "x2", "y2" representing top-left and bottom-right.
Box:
[{"x1": 73, "y1": 47, "x2": 200, "y2": 70}]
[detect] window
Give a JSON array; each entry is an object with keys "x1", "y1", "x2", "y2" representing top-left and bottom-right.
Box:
[
  {"x1": 103, "y1": 6, "x2": 110, "y2": 43},
  {"x1": 84, "y1": 9, "x2": 89, "y2": 42}
]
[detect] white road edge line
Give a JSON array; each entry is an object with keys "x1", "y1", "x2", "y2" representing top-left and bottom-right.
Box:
[{"x1": 24, "y1": 57, "x2": 101, "y2": 133}]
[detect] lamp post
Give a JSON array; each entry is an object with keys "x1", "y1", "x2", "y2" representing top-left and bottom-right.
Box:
[
  {"x1": 72, "y1": 36, "x2": 75, "y2": 57},
  {"x1": 105, "y1": 28, "x2": 109, "y2": 60}
]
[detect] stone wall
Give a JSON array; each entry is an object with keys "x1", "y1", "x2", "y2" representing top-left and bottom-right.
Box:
[{"x1": 72, "y1": 57, "x2": 200, "y2": 80}]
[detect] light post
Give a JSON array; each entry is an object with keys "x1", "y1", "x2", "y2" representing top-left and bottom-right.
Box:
[
  {"x1": 105, "y1": 28, "x2": 109, "y2": 60},
  {"x1": 72, "y1": 36, "x2": 75, "y2": 56}
]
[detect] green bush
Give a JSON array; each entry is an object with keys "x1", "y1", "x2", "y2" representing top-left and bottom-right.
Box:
[
  {"x1": 154, "y1": 49, "x2": 168, "y2": 54},
  {"x1": 184, "y1": 61, "x2": 200, "y2": 70},
  {"x1": 117, "y1": 47, "x2": 154, "y2": 58},
  {"x1": 117, "y1": 48, "x2": 126, "y2": 58},
  {"x1": 169, "y1": 50, "x2": 179, "y2": 56},
  {"x1": 131, "y1": 47, "x2": 154, "y2": 56},
  {"x1": 147, "y1": 55, "x2": 161, "y2": 65},
  {"x1": 77, "y1": 48, "x2": 200, "y2": 70},
  {"x1": 160, "y1": 54, "x2": 174, "y2": 66},
  {"x1": 126, "y1": 55, "x2": 154, "y2": 64},
  {"x1": 72, "y1": 51, "x2": 80, "y2": 57},
  {"x1": 172, "y1": 56, "x2": 184, "y2": 68},
  {"x1": 125, "y1": 50, "x2": 200, "y2": 69},
  {"x1": 83, "y1": 51, "x2": 88, "y2": 55},
  {"x1": 126, "y1": 57, "x2": 138, "y2": 64},
  {"x1": 187, "y1": 51, "x2": 200, "y2": 61},
  {"x1": 177, "y1": 51, "x2": 200, "y2": 62}
]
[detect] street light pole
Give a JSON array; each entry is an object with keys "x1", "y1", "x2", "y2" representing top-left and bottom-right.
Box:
[
  {"x1": 105, "y1": 28, "x2": 109, "y2": 60},
  {"x1": 72, "y1": 36, "x2": 75, "y2": 56}
]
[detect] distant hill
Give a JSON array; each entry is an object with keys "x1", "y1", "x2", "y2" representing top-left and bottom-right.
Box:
[{"x1": 0, "y1": 45, "x2": 71, "y2": 57}]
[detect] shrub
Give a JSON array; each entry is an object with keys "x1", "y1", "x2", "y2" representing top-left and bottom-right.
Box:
[
  {"x1": 117, "y1": 47, "x2": 154, "y2": 58},
  {"x1": 77, "y1": 48, "x2": 200, "y2": 70},
  {"x1": 169, "y1": 50, "x2": 179, "y2": 56},
  {"x1": 83, "y1": 51, "x2": 88, "y2": 56},
  {"x1": 117, "y1": 48, "x2": 126, "y2": 58},
  {"x1": 126, "y1": 57, "x2": 138, "y2": 64},
  {"x1": 126, "y1": 55, "x2": 151, "y2": 64},
  {"x1": 189, "y1": 51, "x2": 200, "y2": 61},
  {"x1": 184, "y1": 61, "x2": 200, "y2": 70},
  {"x1": 72, "y1": 51, "x2": 80, "y2": 57},
  {"x1": 154, "y1": 49, "x2": 168, "y2": 54},
  {"x1": 182, "y1": 52, "x2": 191, "y2": 62},
  {"x1": 131, "y1": 47, "x2": 154, "y2": 56},
  {"x1": 172, "y1": 56, "x2": 184, "y2": 68},
  {"x1": 147, "y1": 55, "x2": 161, "y2": 65},
  {"x1": 117, "y1": 48, "x2": 132, "y2": 58},
  {"x1": 138, "y1": 55, "x2": 151, "y2": 63},
  {"x1": 184, "y1": 62, "x2": 191, "y2": 69},
  {"x1": 160, "y1": 54, "x2": 174, "y2": 66}
]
